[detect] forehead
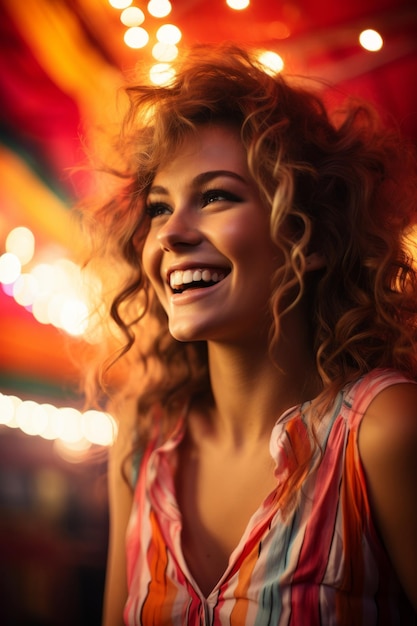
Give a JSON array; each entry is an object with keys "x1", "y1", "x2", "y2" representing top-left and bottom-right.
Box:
[{"x1": 152, "y1": 123, "x2": 249, "y2": 186}]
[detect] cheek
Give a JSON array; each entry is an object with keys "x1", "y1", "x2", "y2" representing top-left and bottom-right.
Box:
[
  {"x1": 141, "y1": 234, "x2": 161, "y2": 286},
  {"x1": 215, "y1": 215, "x2": 273, "y2": 261}
]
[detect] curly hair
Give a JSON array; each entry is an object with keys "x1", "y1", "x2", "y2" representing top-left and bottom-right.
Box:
[{"x1": 82, "y1": 43, "x2": 417, "y2": 445}]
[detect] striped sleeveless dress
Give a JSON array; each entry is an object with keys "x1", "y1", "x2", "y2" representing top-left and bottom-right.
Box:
[{"x1": 124, "y1": 369, "x2": 416, "y2": 625}]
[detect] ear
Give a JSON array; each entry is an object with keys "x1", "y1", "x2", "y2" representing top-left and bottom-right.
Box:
[{"x1": 305, "y1": 251, "x2": 326, "y2": 271}]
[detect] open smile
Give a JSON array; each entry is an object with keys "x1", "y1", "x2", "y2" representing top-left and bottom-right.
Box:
[{"x1": 168, "y1": 267, "x2": 229, "y2": 294}]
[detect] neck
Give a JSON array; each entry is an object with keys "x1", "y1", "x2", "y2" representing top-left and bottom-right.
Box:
[{"x1": 205, "y1": 328, "x2": 320, "y2": 448}]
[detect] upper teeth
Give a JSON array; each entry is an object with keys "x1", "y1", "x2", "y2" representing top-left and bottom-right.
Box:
[{"x1": 169, "y1": 268, "x2": 225, "y2": 290}]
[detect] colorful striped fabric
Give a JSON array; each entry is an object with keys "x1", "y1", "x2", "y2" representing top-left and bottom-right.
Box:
[{"x1": 124, "y1": 369, "x2": 416, "y2": 625}]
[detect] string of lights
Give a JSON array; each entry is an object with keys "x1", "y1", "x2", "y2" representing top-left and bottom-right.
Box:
[{"x1": 0, "y1": 391, "x2": 116, "y2": 462}]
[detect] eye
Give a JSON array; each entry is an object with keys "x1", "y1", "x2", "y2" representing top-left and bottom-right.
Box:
[
  {"x1": 145, "y1": 202, "x2": 171, "y2": 219},
  {"x1": 201, "y1": 189, "x2": 242, "y2": 207}
]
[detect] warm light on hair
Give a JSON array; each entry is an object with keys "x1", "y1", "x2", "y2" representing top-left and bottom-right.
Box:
[
  {"x1": 152, "y1": 42, "x2": 178, "y2": 62},
  {"x1": 258, "y1": 50, "x2": 284, "y2": 74},
  {"x1": 149, "y1": 63, "x2": 176, "y2": 85}
]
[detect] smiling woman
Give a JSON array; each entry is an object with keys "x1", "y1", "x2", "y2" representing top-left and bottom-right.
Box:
[
  {"x1": 142, "y1": 124, "x2": 282, "y2": 344},
  {"x1": 80, "y1": 43, "x2": 417, "y2": 626}
]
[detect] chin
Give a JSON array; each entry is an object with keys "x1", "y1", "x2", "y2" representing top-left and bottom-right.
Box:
[
  {"x1": 168, "y1": 320, "x2": 211, "y2": 343},
  {"x1": 168, "y1": 324, "x2": 195, "y2": 343}
]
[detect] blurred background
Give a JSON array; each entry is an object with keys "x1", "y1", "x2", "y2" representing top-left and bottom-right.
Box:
[{"x1": 1, "y1": 0, "x2": 416, "y2": 624}]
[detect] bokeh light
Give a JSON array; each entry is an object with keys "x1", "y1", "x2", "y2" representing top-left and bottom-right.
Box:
[
  {"x1": 152, "y1": 42, "x2": 178, "y2": 62},
  {"x1": 0, "y1": 226, "x2": 104, "y2": 342},
  {"x1": 120, "y1": 6, "x2": 145, "y2": 26},
  {"x1": 359, "y1": 29, "x2": 383, "y2": 52},
  {"x1": 6, "y1": 226, "x2": 35, "y2": 265},
  {"x1": 156, "y1": 24, "x2": 182, "y2": 45},
  {"x1": 82, "y1": 410, "x2": 117, "y2": 447},
  {"x1": 109, "y1": 0, "x2": 132, "y2": 8},
  {"x1": 0, "y1": 392, "x2": 118, "y2": 458},
  {"x1": 124, "y1": 26, "x2": 150, "y2": 48},
  {"x1": 59, "y1": 297, "x2": 89, "y2": 336},
  {"x1": 147, "y1": 0, "x2": 172, "y2": 18},
  {"x1": 0, "y1": 394, "x2": 19, "y2": 426},
  {"x1": 149, "y1": 63, "x2": 176, "y2": 85},
  {"x1": 16, "y1": 400, "x2": 48, "y2": 437},
  {"x1": 258, "y1": 50, "x2": 285, "y2": 74},
  {"x1": 226, "y1": 0, "x2": 250, "y2": 9},
  {"x1": 0, "y1": 252, "x2": 21, "y2": 284},
  {"x1": 12, "y1": 273, "x2": 38, "y2": 307}
]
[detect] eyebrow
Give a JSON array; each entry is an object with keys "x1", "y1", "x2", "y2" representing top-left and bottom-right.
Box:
[{"x1": 148, "y1": 169, "x2": 247, "y2": 196}]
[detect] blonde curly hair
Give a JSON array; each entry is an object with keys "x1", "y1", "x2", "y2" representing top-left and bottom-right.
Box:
[{"x1": 82, "y1": 43, "x2": 417, "y2": 444}]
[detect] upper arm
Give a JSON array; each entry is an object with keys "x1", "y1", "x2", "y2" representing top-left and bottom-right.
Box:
[
  {"x1": 102, "y1": 398, "x2": 137, "y2": 626},
  {"x1": 359, "y1": 382, "x2": 417, "y2": 611}
]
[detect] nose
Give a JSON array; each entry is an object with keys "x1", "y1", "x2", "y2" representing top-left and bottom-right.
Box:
[{"x1": 157, "y1": 209, "x2": 202, "y2": 251}]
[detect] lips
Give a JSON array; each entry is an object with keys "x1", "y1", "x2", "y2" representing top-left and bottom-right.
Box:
[{"x1": 168, "y1": 267, "x2": 228, "y2": 293}]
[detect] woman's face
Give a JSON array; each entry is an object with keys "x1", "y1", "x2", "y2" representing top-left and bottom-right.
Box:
[{"x1": 142, "y1": 123, "x2": 283, "y2": 345}]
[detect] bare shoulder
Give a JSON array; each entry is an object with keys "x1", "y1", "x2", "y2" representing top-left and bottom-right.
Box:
[
  {"x1": 358, "y1": 381, "x2": 417, "y2": 610},
  {"x1": 359, "y1": 382, "x2": 417, "y2": 457}
]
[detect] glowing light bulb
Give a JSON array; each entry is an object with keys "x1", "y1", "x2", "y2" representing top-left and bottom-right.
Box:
[
  {"x1": 47, "y1": 406, "x2": 66, "y2": 439},
  {"x1": 108, "y1": 0, "x2": 132, "y2": 8},
  {"x1": 13, "y1": 273, "x2": 39, "y2": 307},
  {"x1": 32, "y1": 295, "x2": 52, "y2": 324},
  {"x1": 59, "y1": 297, "x2": 89, "y2": 336},
  {"x1": 124, "y1": 26, "x2": 149, "y2": 49},
  {"x1": 156, "y1": 24, "x2": 182, "y2": 44},
  {"x1": 30, "y1": 263, "x2": 57, "y2": 295},
  {"x1": 359, "y1": 29, "x2": 383, "y2": 52},
  {"x1": 6, "y1": 226, "x2": 35, "y2": 265},
  {"x1": 120, "y1": 7, "x2": 145, "y2": 26},
  {"x1": 7, "y1": 396, "x2": 22, "y2": 428},
  {"x1": 147, "y1": 0, "x2": 172, "y2": 18},
  {"x1": 226, "y1": 0, "x2": 250, "y2": 9},
  {"x1": 0, "y1": 252, "x2": 21, "y2": 284},
  {"x1": 38, "y1": 404, "x2": 60, "y2": 440},
  {"x1": 16, "y1": 400, "x2": 48, "y2": 436},
  {"x1": 47, "y1": 293, "x2": 67, "y2": 328},
  {"x1": 149, "y1": 63, "x2": 176, "y2": 85},
  {"x1": 0, "y1": 391, "x2": 117, "y2": 454},
  {"x1": 152, "y1": 42, "x2": 178, "y2": 62},
  {"x1": 82, "y1": 410, "x2": 117, "y2": 446},
  {"x1": 0, "y1": 394, "x2": 16, "y2": 425},
  {"x1": 258, "y1": 50, "x2": 284, "y2": 74},
  {"x1": 57, "y1": 407, "x2": 84, "y2": 444}
]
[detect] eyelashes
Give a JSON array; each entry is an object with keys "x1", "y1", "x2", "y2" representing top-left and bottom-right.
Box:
[
  {"x1": 145, "y1": 188, "x2": 243, "y2": 218},
  {"x1": 201, "y1": 189, "x2": 242, "y2": 206},
  {"x1": 145, "y1": 202, "x2": 170, "y2": 219}
]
